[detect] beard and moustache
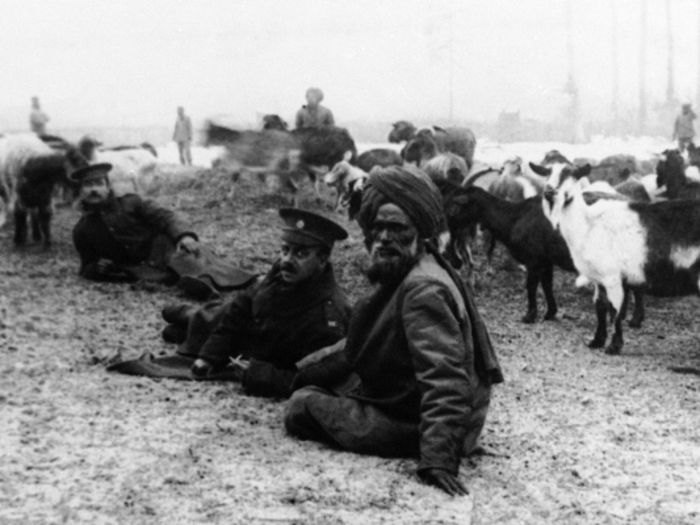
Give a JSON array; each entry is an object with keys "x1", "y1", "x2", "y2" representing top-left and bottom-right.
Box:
[{"x1": 365, "y1": 243, "x2": 422, "y2": 287}]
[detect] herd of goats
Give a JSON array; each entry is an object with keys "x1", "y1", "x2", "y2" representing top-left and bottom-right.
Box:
[{"x1": 2, "y1": 115, "x2": 700, "y2": 359}]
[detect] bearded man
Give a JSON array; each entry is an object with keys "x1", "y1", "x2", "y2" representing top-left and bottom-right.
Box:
[
  {"x1": 284, "y1": 165, "x2": 503, "y2": 496},
  {"x1": 71, "y1": 163, "x2": 255, "y2": 295}
]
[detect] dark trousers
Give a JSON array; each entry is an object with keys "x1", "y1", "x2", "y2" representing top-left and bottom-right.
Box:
[{"x1": 284, "y1": 383, "x2": 491, "y2": 459}]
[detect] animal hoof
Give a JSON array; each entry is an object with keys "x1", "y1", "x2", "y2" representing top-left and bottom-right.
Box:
[
  {"x1": 588, "y1": 338, "x2": 605, "y2": 349},
  {"x1": 604, "y1": 343, "x2": 622, "y2": 355},
  {"x1": 543, "y1": 312, "x2": 557, "y2": 321},
  {"x1": 628, "y1": 318, "x2": 643, "y2": 329},
  {"x1": 521, "y1": 314, "x2": 536, "y2": 324}
]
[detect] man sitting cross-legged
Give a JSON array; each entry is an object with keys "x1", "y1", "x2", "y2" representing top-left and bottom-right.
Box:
[{"x1": 283, "y1": 166, "x2": 504, "y2": 496}]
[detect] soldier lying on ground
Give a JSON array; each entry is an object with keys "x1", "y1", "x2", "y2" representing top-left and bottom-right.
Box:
[
  {"x1": 70, "y1": 163, "x2": 256, "y2": 298},
  {"x1": 158, "y1": 208, "x2": 352, "y2": 397}
]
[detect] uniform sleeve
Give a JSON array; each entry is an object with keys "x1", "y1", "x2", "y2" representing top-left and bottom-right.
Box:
[
  {"x1": 73, "y1": 226, "x2": 133, "y2": 282},
  {"x1": 402, "y1": 279, "x2": 475, "y2": 475},
  {"x1": 132, "y1": 196, "x2": 197, "y2": 243},
  {"x1": 197, "y1": 288, "x2": 255, "y2": 366},
  {"x1": 241, "y1": 296, "x2": 351, "y2": 398}
]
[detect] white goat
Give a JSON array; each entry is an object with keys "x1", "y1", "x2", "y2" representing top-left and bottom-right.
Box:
[
  {"x1": 324, "y1": 159, "x2": 368, "y2": 212},
  {"x1": 542, "y1": 162, "x2": 700, "y2": 355},
  {"x1": 76, "y1": 135, "x2": 158, "y2": 196}
]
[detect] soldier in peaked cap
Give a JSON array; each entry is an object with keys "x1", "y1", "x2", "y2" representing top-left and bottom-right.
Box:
[
  {"x1": 71, "y1": 162, "x2": 257, "y2": 295},
  {"x1": 152, "y1": 208, "x2": 354, "y2": 398}
]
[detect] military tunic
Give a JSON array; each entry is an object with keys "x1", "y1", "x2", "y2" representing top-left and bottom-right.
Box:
[
  {"x1": 72, "y1": 194, "x2": 196, "y2": 282},
  {"x1": 196, "y1": 262, "x2": 352, "y2": 397}
]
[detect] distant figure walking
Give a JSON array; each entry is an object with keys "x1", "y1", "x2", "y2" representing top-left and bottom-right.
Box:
[
  {"x1": 673, "y1": 103, "x2": 696, "y2": 153},
  {"x1": 294, "y1": 87, "x2": 334, "y2": 130},
  {"x1": 29, "y1": 96, "x2": 50, "y2": 135},
  {"x1": 173, "y1": 106, "x2": 193, "y2": 166}
]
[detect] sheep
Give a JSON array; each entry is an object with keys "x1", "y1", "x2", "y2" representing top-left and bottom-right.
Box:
[
  {"x1": 389, "y1": 121, "x2": 476, "y2": 170},
  {"x1": 541, "y1": 162, "x2": 700, "y2": 355},
  {"x1": 0, "y1": 133, "x2": 87, "y2": 247},
  {"x1": 355, "y1": 148, "x2": 402, "y2": 173},
  {"x1": 75, "y1": 135, "x2": 159, "y2": 196},
  {"x1": 401, "y1": 132, "x2": 469, "y2": 183}
]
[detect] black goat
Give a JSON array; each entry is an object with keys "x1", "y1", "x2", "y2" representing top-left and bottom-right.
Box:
[
  {"x1": 14, "y1": 149, "x2": 85, "y2": 247},
  {"x1": 443, "y1": 185, "x2": 577, "y2": 323}
]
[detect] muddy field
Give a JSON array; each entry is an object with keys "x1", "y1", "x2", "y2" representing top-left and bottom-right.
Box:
[{"x1": 1, "y1": 163, "x2": 699, "y2": 525}]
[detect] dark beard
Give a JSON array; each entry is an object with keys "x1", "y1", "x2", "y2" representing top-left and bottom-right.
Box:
[{"x1": 366, "y1": 252, "x2": 419, "y2": 286}]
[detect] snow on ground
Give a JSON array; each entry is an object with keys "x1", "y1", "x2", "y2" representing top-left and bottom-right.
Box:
[{"x1": 157, "y1": 135, "x2": 677, "y2": 172}]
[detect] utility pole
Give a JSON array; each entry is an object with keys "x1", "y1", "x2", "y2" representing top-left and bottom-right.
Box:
[
  {"x1": 565, "y1": 0, "x2": 582, "y2": 142},
  {"x1": 665, "y1": 0, "x2": 675, "y2": 104},
  {"x1": 697, "y1": 1, "x2": 700, "y2": 111},
  {"x1": 639, "y1": 0, "x2": 648, "y2": 134},
  {"x1": 448, "y1": 18, "x2": 454, "y2": 123},
  {"x1": 610, "y1": 0, "x2": 620, "y2": 134}
]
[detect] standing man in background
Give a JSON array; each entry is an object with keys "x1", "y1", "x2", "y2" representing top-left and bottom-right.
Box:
[
  {"x1": 295, "y1": 88, "x2": 335, "y2": 130},
  {"x1": 672, "y1": 103, "x2": 697, "y2": 153},
  {"x1": 29, "y1": 96, "x2": 50, "y2": 135},
  {"x1": 173, "y1": 106, "x2": 193, "y2": 166}
]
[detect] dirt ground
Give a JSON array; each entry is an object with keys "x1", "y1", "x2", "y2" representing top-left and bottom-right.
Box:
[{"x1": 1, "y1": 164, "x2": 699, "y2": 525}]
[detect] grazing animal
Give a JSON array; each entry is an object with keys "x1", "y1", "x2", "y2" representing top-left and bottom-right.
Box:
[
  {"x1": 401, "y1": 132, "x2": 469, "y2": 183},
  {"x1": 206, "y1": 118, "x2": 357, "y2": 206},
  {"x1": 542, "y1": 162, "x2": 700, "y2": 355},
  {"x1": 0, "y1": 133, "x2": 87, "y2": 246},
  {"x1": 655, "y1": 149, "x2": 700, "y2": 200},
  {"x1": 442, "y1": 183, "x2": 577, "y2": 323},
  {"x1": 686, "y1": 142, "x2": 700, "y2": 168},
  {"x1": 262, "y1": 114, "x2": 289, "y2": 131},
  {"x1": 389, "y1": 121, "x2": 476, "y2": 169},
  {"x1": 469, "y1": 157, "x2": 545, "y2": 275},
  {"x1": 324, "y1": 160, "x2": 368, "y2": 212},
  {"x1": 75, "y1": 135, "x2": 158, "y2": 196},
  {"x1": 355, "y1": 148, "x2": 403, "y2": 172}
]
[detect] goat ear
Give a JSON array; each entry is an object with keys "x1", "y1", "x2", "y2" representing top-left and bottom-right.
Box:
[
  {"x1": 529, "y1": 162, "x2": 550, "y2": 176},
  {"x1": 343, "y1": 150, "x2": 353, "y2": 162},
  {"x1": 452, "y1": 194, "x2": 471, "y2": 205},
  {"x1": 576, "y1": 164, "x2": 592, "y2": 179}
]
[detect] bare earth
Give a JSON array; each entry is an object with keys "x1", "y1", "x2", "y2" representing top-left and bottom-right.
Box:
[{"x1": 1, "y1": 164, "x2": 699, "y2": 525}]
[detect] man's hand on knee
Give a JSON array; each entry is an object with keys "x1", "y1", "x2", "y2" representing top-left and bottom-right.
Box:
[{"x1": 419, "y1": 468, "x2": 469, "y2": 497}]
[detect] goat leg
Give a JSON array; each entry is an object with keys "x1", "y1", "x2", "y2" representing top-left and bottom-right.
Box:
[
  {"x1": 541, "y1": 264, "x2": 558, "y2": 321},
  {"x1": 605, "y1": 310, "x2": 624, "y2": 355},
  {"x1": 628, "y1": 287, "x2": 645, "y2": 328},
  {"x1": 13, "y1": 205, "x2": 28, "y2": 246},
  {"x1": 38, "y1": 205, "x2": 52, "y2": 248},
  {"x1": 589, "y1": 286, "x2": 608, "y2": 349},
  {"x1": 521, "y1": 267, "x2": 539, "y2": 324},
  {"x1": 30, "y1": 209, "x2": 42, "y2": 242}
]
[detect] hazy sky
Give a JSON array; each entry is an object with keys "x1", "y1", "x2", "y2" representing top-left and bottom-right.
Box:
[{"x1": 0, "y1": 0, "x2": 698, "y2": 130}]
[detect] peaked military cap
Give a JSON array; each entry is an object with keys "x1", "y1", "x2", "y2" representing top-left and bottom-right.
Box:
[
  {"x1": 69, "y1": 162, "x2": 113, "y2": 183},
  {"x1": 279, "y1": 208, "x2": 348, "y2": 247}
]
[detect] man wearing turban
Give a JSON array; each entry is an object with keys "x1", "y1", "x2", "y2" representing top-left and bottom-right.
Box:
[
  {"x1": 284, "y1": 165, "x2": 503, "y2": 496},
  {"x1": 294, "y1": 87, "x2": 335, "y2": 130}
]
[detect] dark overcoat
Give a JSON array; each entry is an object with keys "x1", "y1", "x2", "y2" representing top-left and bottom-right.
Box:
[
  {"x1": 72, "y1": 194, "x2": 196, "y2": 282},
  {"x1": 197, "y1": 261, "x2": 352, "y2": 397}
]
